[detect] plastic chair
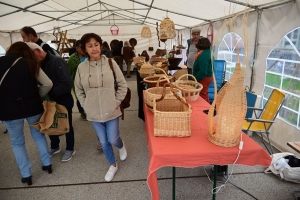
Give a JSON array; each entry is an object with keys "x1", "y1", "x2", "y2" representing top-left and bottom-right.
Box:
[
  {"x1": 242, "y1": 89, "x2": 285, "y2": 154},
  {"x1": 208, "y1": 60, "x2": 226, "y2": 104}
]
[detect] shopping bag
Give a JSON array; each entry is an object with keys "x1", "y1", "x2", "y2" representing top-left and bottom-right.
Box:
[{"x1": 31, "y1": 101, "x2": 69, "y2": 135}]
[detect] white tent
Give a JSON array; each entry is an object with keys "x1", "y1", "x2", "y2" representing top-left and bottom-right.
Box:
[{"x1": 0, "y1": 0, "x2": 299, "y2": 154}]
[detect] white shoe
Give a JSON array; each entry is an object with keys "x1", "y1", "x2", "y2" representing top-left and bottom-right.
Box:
[
  {"x1": 104, "y1": 164, "x2": 118, "y2": 182},
  {"x1": 119, "y1": 142, "x2": 127, "y2": 161}
]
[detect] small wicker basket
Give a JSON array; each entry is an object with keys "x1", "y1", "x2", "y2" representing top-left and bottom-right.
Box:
[
  {"x1": 145, "y1": 77, "x2": 182, "y2": 112},
  {"x1": 143, "y1": 68, "x2": 174, "y2": 88},
  {"x1": 133, "y1": 56, "x2": 146, "y2": 65},
  {"x1": 139, "y1": 63, "x2": 154, "y2": 78},
  {"x1": 173, "y1": 74, "x2": 203, "y2": 102},
  {"x1": 153, "y1": 83, "x2": 192, "y2": 137}
]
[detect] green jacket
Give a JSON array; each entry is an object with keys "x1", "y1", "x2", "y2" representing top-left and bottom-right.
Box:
[
  {"x1": 192, "y1": 49, "x2": 213, "y2": 81},
  {"x1": 67, "y1": 52, "x2": 81, "y2": 99}
]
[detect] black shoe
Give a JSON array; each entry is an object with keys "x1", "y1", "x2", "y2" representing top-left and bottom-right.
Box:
[
  {"x1": 42, "y1": 164, "x2": 52, "y2": 174},
  {"x1": 21, "y1": 176, "x2": 32, "y2": 185}
]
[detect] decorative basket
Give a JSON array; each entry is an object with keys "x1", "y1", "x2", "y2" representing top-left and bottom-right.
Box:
[
  {"x1": 133, "y1": 56, "x2": 146, "y2": 65},
  {"x1": 159, "y1": 17, "x2": 176, "y2": 39},
  {"x1": 207, "y1": 63, "x2": 247, "y2": 147},
  {"x1": 145, "y1": 76, "x2": 181, "y2": 112},
  {"x1": 154, "y1": 62, "x2": 168, "y2": 74},
  {"x1": 139, "y1": 63, "x2": 154, "y2": 78},
  {"x1": 141, "y1": 26, "x2": 152, "y2": 38},
  {"x1": 143, "y1": 68, "x2": 174, "y2": 88},
  {"x1": 153, "y1": 83, "x2": 192, "y2": 137},
  {"x1": 174, "y1": 74, "x2": 203, "y2": 102},
  {"x1": 110, "y1": 25, "x2": 119, "y2": 35}
]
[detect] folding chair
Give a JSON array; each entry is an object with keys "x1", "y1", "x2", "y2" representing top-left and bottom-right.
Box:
[
  {"x1": 242, "y1": 88, "x2": 285, "y2": 154},
  {"x1": 208, "y1": 60, "x2": 226, "y2": 104}
]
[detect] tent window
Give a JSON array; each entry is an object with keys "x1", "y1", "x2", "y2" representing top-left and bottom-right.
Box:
[
  {"x1": 217, "y1": 32, "x2": 245, "y2": 80},
  {"x1": 265, "y1": 27, "x2": 300, "y2": 129}
]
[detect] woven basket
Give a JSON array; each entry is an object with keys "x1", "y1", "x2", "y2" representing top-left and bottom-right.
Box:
[
  {"x1": 143, "y1": 68, "x2": 174, "y2": 88},
  {"x1": 153, "y1": 83, "x2": 192, "y2": 137},
  {"x1": 133, "y1": 56, "x2": 146, "y2": 65},
  {"x1": 173, "y1": 74, "x2": 203, "y2": 102},
  {"x1": 141, "y1": 26, "x2": 152, "y2": 38},
  {"x1": 145, "y1": 76, "x2": 182, "y2": 112},
  {"x1": 207, "y1": 63, "x2": 247, "y2": 147},
  {"x1": 139, "y1": 63, "x2": 154, "y2": 79}
]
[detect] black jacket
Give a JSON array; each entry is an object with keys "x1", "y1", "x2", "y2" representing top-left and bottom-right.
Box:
[
  {"x1": 0, "y1": 54, "x2": 43, "y2": 120},
  {"x1": 41, "y1": 53, "x2": 72, "y2": 104}
]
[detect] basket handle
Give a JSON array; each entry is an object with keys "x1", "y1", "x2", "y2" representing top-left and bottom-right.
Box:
[
  {"x1": 154, "y1": 67, "x2": 168, "y2": 75},
  {"x1": 156, "y1": 75, "x2": 170, "y2": 87},
  {"x1": 155, "y1": 83, "x2": 190, "y2": 108},
  {"x1": 177, "y1": 74, "x2": 197, "y2": 82}
]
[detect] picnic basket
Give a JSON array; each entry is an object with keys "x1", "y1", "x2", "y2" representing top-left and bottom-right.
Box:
[
  {"x1": 173, "y1": 74, "x2": 203, "y2": 102},
  {"x1": 145, "y1": 77, "x2": 182, "y2": 112},
  {"x1": 143, "y1": 68, "x2": 174, "y2": 88},
  {"x1": 153, "y1": 83, "x2": 192, "y2": 137}
]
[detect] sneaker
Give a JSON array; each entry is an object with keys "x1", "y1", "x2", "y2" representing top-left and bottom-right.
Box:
[
  {"x1": 49, "y1": 148, "x2": 61, "y2": 157},
  {"x1": 104, "y1": 164, "x2": 118, "y2": 182},
  {"x1": 80, "y1": 112, "x2": 87, "y2": 121},
  {"x1": 61, "y1": 150, "x2": 76, "y2": 162},
  {"x1": 119, "y1": 142, "x2": 127, "y2": 161}
]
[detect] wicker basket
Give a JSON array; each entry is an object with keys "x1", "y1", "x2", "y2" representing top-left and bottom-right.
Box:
[
  {"x1": 145, "y1": 76, "x2": 182, "y2": 112},
  {"x1": 207, "y1": 63, "x2": 247, "y2": 147},
  {"x1": 153, "y1": 83, "x2": 192, "y2": 137},
  {"x1": 133, "y1": 56, "x2": 146, "y2": 65},
  {"x1": 143, "y1": 68, "x2": 174, "y2": 88},
  {"x1": 173, "y1": 74, "x2": 203, "y2": 102},
  {"x1": 139, "y1": 63, "x2": 154, "y2": 78}
]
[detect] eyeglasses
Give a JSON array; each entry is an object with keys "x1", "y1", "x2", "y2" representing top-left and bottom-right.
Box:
[{"x1": 88, "y1": 61, "x2": 104, "y2": 88}]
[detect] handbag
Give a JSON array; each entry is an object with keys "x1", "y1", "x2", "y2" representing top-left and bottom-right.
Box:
[
  {"x1": 31, "y1": 100, "x2": 69, "y2": 135},
  {"x1": 108, "y1": 59, "x2": 131, "y2": 120}
]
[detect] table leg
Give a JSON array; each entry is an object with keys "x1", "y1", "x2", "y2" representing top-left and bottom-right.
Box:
[
  {"x1": 173, "y1": 167, "x2": 176, "y2": 200},
  {"x1": 212, "y1": 165, "x2": 218, "y2": 200}
]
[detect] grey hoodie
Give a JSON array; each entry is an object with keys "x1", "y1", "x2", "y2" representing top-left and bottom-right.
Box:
[{"x1": 74, "y1": 55, "x2": 127, "y2": 122}]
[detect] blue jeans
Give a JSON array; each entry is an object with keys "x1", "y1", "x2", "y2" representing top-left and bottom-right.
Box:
[
  {"x1": 3, "y1": 113, "x2": 51, "y2": 178},
  {"x1": 92, "y1": 117, "x2": 123, "y2": 165}
]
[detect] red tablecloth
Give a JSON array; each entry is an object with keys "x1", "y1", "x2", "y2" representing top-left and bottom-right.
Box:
[{"x1": 144, "y1": 93, "x2": 272, "y2": 200}]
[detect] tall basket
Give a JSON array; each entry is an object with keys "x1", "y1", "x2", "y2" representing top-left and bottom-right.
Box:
[{"x1": 207, "y1": 63, "x2": 247, "y2": 147}]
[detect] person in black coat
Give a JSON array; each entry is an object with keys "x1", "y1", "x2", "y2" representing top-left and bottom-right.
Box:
[{"x1": 0, "y1": 42, "x2": 53, "y2": 185}]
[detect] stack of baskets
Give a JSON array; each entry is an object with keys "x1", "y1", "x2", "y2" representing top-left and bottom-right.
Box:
[
  {"x1": 143, "y1": 68, "x2": 174, "y2": 88},
  {"x1": 173, "y1": 74, "x2": 203, "y2": 102},
  {"x1": 153, "y1": 83, "x2": 192, "y2": 137},
  {"x1": 145, "y1": 76, "x2": 182, "y2": 112}
]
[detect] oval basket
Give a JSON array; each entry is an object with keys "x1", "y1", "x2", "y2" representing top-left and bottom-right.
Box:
[
  {"x1": 173, "y1": 74, "x2": 203, "y2": 102},
  {"x1": 143, "y1": 68, "x2": 174, "y2": 88},
  {"x1": 138, "y1": 63, "x2": 154, "y2": 79},
  {"x1": 145, "y1": 76, "x2": 182, "y2": 112}
]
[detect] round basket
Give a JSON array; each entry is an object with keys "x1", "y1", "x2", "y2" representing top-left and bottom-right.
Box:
[
  {"x1": 143, "y1": 68, "x2": 174, "y2": 88},
  {"x1": 145, "y1": 76, "x2": 182, "y2": 112},
  {"x1": 174, "y1": 74, "x2": 203, "y2": 102},
  {"x1": 133, "y1": 56, "x2": 146, "y2": 65},
  {"x1": 138, "y1": 63, "x2": 154, "y2": 79}
]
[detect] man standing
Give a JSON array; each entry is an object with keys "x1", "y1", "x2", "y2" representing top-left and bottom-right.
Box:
[
  {"x1": 27, "y1": 42, "x2": 76, "y2": 162},
  {"x1": 20, "y1": 26, "x2": 57, "y2": 56},
  {"x1": 186, "y1": 28, "x2": 202, "y2": 75}
]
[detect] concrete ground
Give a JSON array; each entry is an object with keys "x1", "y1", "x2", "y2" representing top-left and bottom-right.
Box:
[{"x1": 0, "y1": 73, "x2": 299, "y2": 200}]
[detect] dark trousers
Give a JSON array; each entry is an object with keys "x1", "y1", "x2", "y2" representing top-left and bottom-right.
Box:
[
  {"x1": 76, "y1": 99, "x2": 84, "y2": 113},
  {"x1": 113, "y1": 56, "x2": 123, "y2": 72},
  {"x1": 49, "y1": 96, "x2": 75, "y2": 151}
]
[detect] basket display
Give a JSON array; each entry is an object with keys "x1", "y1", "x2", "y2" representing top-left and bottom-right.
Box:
[
  {"x1": 153, "y1": 83, "x2": 192, "y2": 137},
  {"x1": 143, "y1": 68, "x2": 174, "y2": 88},
  {"x1": 174, "y1": 74, "x2": 203, "y2": 102},
  {"x1": 138, "y1": 63, "x2": 154, "y2": 78},
  {"x1": 145, "y1": 77, "x2": 182, "y2": 112}
]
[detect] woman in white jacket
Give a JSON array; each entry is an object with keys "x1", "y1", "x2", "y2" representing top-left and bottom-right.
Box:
[{"x1": 74, "y1": 33, "x2": 128, "y2": 182}]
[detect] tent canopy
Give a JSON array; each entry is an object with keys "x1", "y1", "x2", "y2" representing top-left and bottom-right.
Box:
[{"x1": 0, "y1": 0, "x2": 293, "y2": 33}]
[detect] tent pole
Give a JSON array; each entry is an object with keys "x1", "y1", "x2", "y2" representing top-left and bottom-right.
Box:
[{"x1": 250, "y1": 9, "x2": 262, "y2": 91}]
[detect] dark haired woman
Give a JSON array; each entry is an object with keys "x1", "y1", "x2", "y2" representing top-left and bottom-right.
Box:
[
  {"x1": 101, "y1": 41, "x2": 112, "y2": 58},
  {"x1": 74, "y1": 33, "x2": 128, "y2": 182},
  {"x1": 193, "y1": 37, "x2": 213, "y2": 103},
  {"x1": 0, "y1": 42, "x2": 53, "y2": 185}
]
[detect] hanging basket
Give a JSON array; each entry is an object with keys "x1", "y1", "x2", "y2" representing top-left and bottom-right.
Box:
[
  {"x1": 110, "y1": 25, "x2": 119, "y2": 35},
  {"x1": 159, "y1": 17, "x2": 176, "y2": 40},
  {"x1": 141, "y1": 26, "x2": 152, "y2": 38}
]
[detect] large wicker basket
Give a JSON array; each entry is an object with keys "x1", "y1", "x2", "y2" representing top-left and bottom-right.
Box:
[
  {"x1": 153, "y1": 83, "x2": 192, "y2": 137},
  {"x1": 145, "y1": 77, "x2": 182, "y2": 112},
  {"x1": 139, "y1": 63, "x2": 154, "y2": 78},
  {"x1": 173, "y1": 74, "x2": 203, "y2": 102},
  {"x1": 143, "y1": 68, "x2": 174, "y2": 88}
]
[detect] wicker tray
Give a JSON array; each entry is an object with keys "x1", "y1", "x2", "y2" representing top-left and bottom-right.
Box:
[
  {"x1": 173, "y1": 74, "x2": 203, "y2": 102},
  {"x1": 153, "y1": 83, "x2": 192, "y2": 137},
  {"x1": 145, "y1": 77, "x2": 182, "y2": 112},
  {"x1": 143, "y1": 68, "x2": 174, "y2": 88}
]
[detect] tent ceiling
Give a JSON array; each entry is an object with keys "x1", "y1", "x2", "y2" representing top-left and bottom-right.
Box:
[{"x1": 0, "y1": 0, "x2": 293, "y2": 33}]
